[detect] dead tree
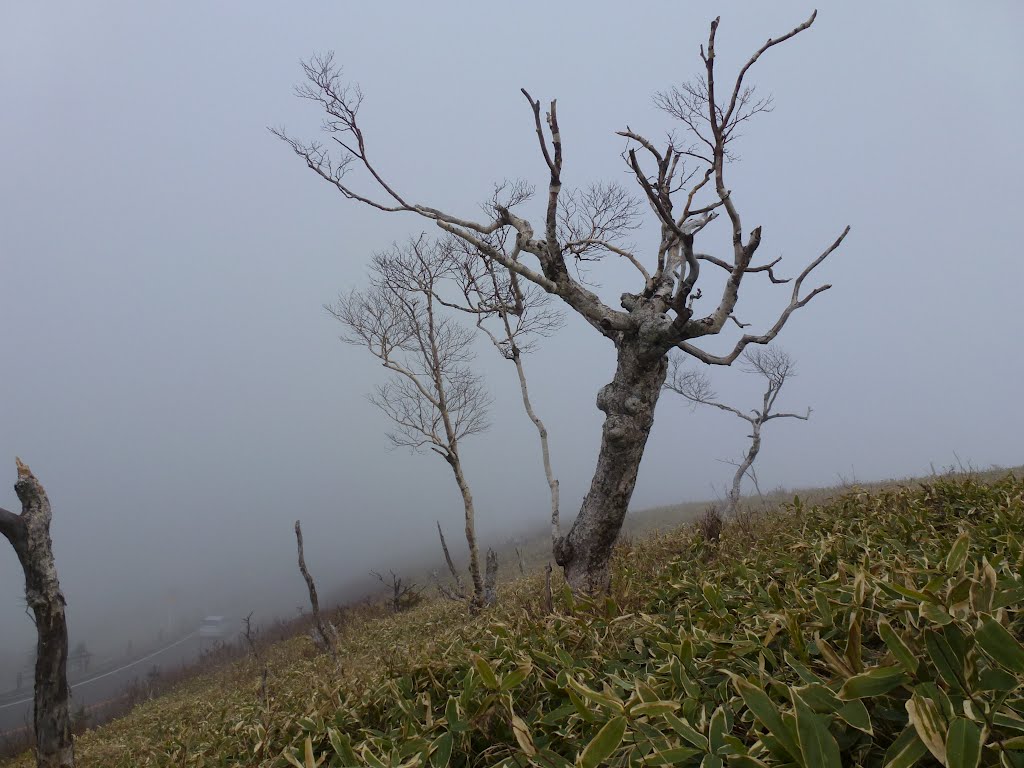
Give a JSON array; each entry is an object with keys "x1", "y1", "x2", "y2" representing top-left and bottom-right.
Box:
[
  {"x1": 483, "y1": 549, "x2": 498, "y2": 608},
  {"x1": 668, "y1": 347, "x2": 810, "y2": 516},
  {"x1": 370, "y1": 570, "x2": 423, "y2": 613},
  {"x1": 443, "y1": 232, "x2": 565, "y2": 555},
  {"x1": 241, "y1": 612, "x2": 268, "y2": 704},
  {"x1": 434, "y1": 521, "x2": 467, "y2": 601},
  {"x1": 327, "y1": 238, "x2": 494, "y2": 610},
  {"x1": 293, "y1": 520, "x2": 337, "y2": 656},
  {"x1": 276, "y1": 12, "x2": 848, "y2": 593},
  {"x1": 0, "y1": 459, "x2": 75, "y2": 768}
]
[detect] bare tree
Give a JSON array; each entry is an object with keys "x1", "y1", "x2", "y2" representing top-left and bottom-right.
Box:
[
  {"x1": 241, "y1": 612, "x2": 268, "y2": 704},
  {"x1": 433, "y1": 521, "x2": 467, "y2": 601},
  {"x1": 443, "y1": 231, "x2": 565, "y2": 554},
  {"x1": 276, "y1": 12, "x2": 848, "y2": 593},
  {"x1": 293, "y1": 520, "x2": 337, "y2": 656},
  {"x1": 668, "y1": 347, "x2": 810, "y2": 517},
  {"x1": 483, "y1": 549, "x2": 498, "y2": 608},
  {"x1": 69, "y1": 643, "x2": 91, "y2": 675},
  {"x1": 327, "y1": 238, "x2": 495, "y2": 610},
  {"x1": 370, "y1": 570, "x2": 423, "y2": 613},
  {"x1": 0, "y1": 459, "x2": 75, "y2": 768}
]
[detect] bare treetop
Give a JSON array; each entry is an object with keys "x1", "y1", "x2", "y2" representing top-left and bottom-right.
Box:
[
  {"x1": 327, "y1": 238, "x2": 491, "y2": 455},
  {"x1": 280, "y1": 12, "x2": 848, "y2": 592},
  {"x1": 443, "y1": 234, "x2": 564, "y2": 359},
  {"x1": 274, "y1": 12, "x2": 846, "y2": 366},
  {"x1": 667, "y1": 346, "x2": 810, "y2": 516}
]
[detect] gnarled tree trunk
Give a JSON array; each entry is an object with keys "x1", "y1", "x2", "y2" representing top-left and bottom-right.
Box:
[
  {"x1": 555, "y1": 338, "x2": 668, "y2": 593},
  {"x1": 0, "y1": 459, "x2": 75, "y2": 768}
]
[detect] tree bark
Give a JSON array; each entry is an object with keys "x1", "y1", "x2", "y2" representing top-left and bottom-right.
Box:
[
  {"x1": 510, "y1": 348, "x2": 561, "y2": 553},
  {"x1": 293, "y1": 520, "x2": 336, "y2": 657},
  {"x1": 447, "y1": 455, "x2": 485, "y2": 608},
  {"x1": 555, "y1": 339, "x2": 668, "y2": 593},
  {"x1": 483, "y1": 548, "x2": 498, "y2": 607},
  {"x1": 435, "y1": 521, "x2": 466, "y2": 598},
  {"x1": 725, "y1": 427, "x2": 761, "y2": 517},
  {"x1": 0, "y1": 459, "x2": 75, "y2": 768}
]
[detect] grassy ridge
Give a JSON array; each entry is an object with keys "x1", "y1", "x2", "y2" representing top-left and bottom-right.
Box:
[{"x1": 6, "y1": 472, "x2": 1024, "y2": 766}]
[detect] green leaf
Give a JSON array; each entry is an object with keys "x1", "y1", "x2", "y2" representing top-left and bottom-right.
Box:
[
  {"x1": 567, "y1": 688, "x2": 598, "y2": 722},
  {"x1": 945, "y1": 717, "x2": 982, "y2": 768},
  {"x1": 946, "y1": 531, "x2": 970, "y2": 573},
  {"x1": 327, "y1": 728, "x2": 359, "y2": 766},
  {"x1": 971, "y1": 559, "x2": 998, "y2": 613},
  {"x1": 795, "y1": 683, "x2": 841, "y2": 713},
  {"x1": 429, "y1": 732, "x2": 453, "y2": 768},
  {"x1": 578, "y1": 716, "x2": 627, "y2": 768},
  {"x1": 728, "y1": 758, "x2": 770, "y2": 768},
  {"x1": 919, "y1": 601, "x2": 954, "y2": 626},
  {"x1": 814, "y1": 590, "x2": 833, "y2": 628},
  {"x1": 644, "y1": 746, "x2": 701, "y2": 765},
  {"x1": 359, "y1": 744, "x2": 388, "y2": 768},
  {"x1": 976, "y1": 614, "x2": 1024, "y2": 673},
  {"x1": 877, "y1": 580, "x2": 936, "y2": 604},
  {"x1": 730, "y1": 676, "x2": 800, "y2": 762},
  {"x1": 793, "y1": 692, "x2": 842, "y2": 768},
  {"x1": 499, "y1": 663, "x2": 532, "y2": 692},
  {"x1": 925, "y1": 629, "x2": 968, "y2": 693},
  {"x1": 837, "y1": 700, "x2": 873, "y2": 735},
  {"x1": 664, "y1": 713, "x2": 709, "y2": 751},
  {"x1": 847, "y1": 610, "x2": 864, "y2": 672},
  {"x1": 567, "y1": 676, "x2": 625, "y2": 714},
  {"x1": 883, "y1": 725, "x2": 929, "y2": 768},
  {"x1": 708, "y1": 706, "x2": 728, "y2": 755},
  {"x1": 978, "y1": 666, "x2": 1018, "y2": 691},
  {"x1": 471, "y1": 653, "x2": 499, "y2": 690},
  {"x1": 630, "y1": 700, "x2": 680, "y2": 718},
  {"x1": 878, "y1": 619, "x2": 919, "y2": 674},
  {"x1": 838, "y1": 666, "x2": 910, "y2": 700}
]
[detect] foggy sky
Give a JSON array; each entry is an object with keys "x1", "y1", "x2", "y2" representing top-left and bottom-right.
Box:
[{"x1": 2, "y1": 2, "x2": 1022, "y2": 665}]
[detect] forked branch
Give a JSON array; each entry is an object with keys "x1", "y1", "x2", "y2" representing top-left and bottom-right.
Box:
[{"x1": 679, "y1": 226, "x2": 850, "y2": 364}]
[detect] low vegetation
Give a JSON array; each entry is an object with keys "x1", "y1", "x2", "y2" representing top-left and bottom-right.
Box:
[{"x1": 5, "y1": 471, "x2": 1024, "y2": 767}]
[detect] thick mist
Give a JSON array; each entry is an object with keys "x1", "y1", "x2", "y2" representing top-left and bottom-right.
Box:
[{"x1": 1, "y1": 1, "x2": 1021, "y2": 683}]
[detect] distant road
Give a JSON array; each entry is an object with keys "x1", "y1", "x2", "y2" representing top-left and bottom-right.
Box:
[{"x1": 0, "y1": 631, "x2": 201, "y2": 733}]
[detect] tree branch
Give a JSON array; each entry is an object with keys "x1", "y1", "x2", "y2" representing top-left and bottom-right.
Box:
[
  {"x1": 723, "y1": 11, "x2": 818, "y2": 128},
  {"x1": 764, "y1": 408, "x2": 812, "y2": 421},
  {"x1": 0, "y1": 505, "x2": 22, "y2": 544},
  {"x1": 563, "y1": 238, "x2": 651, "y2": 282},
  {"x1": 697, "y1": 253, "x2": 790, "y2": 283},
  {"x1": 294, "y1": 520, "x2": 336, "y2": 656},
  {"x1": 680, "y1": 226, "x2": 850, "y2": 363}
]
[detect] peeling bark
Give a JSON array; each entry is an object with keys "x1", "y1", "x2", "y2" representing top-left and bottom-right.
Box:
[{"x1": 0, "y1": 460, "x2": 74, "y2": 768}]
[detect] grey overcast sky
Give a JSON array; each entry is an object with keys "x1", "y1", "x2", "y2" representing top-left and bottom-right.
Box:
[{"x1": 1, "y1": 2, "x2": 1022, "y2": 662}]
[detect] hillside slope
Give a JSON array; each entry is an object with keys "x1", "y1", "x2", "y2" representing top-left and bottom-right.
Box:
[{"x1": 5, "y1": 471, "x2": 1024, "y2": 767}]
